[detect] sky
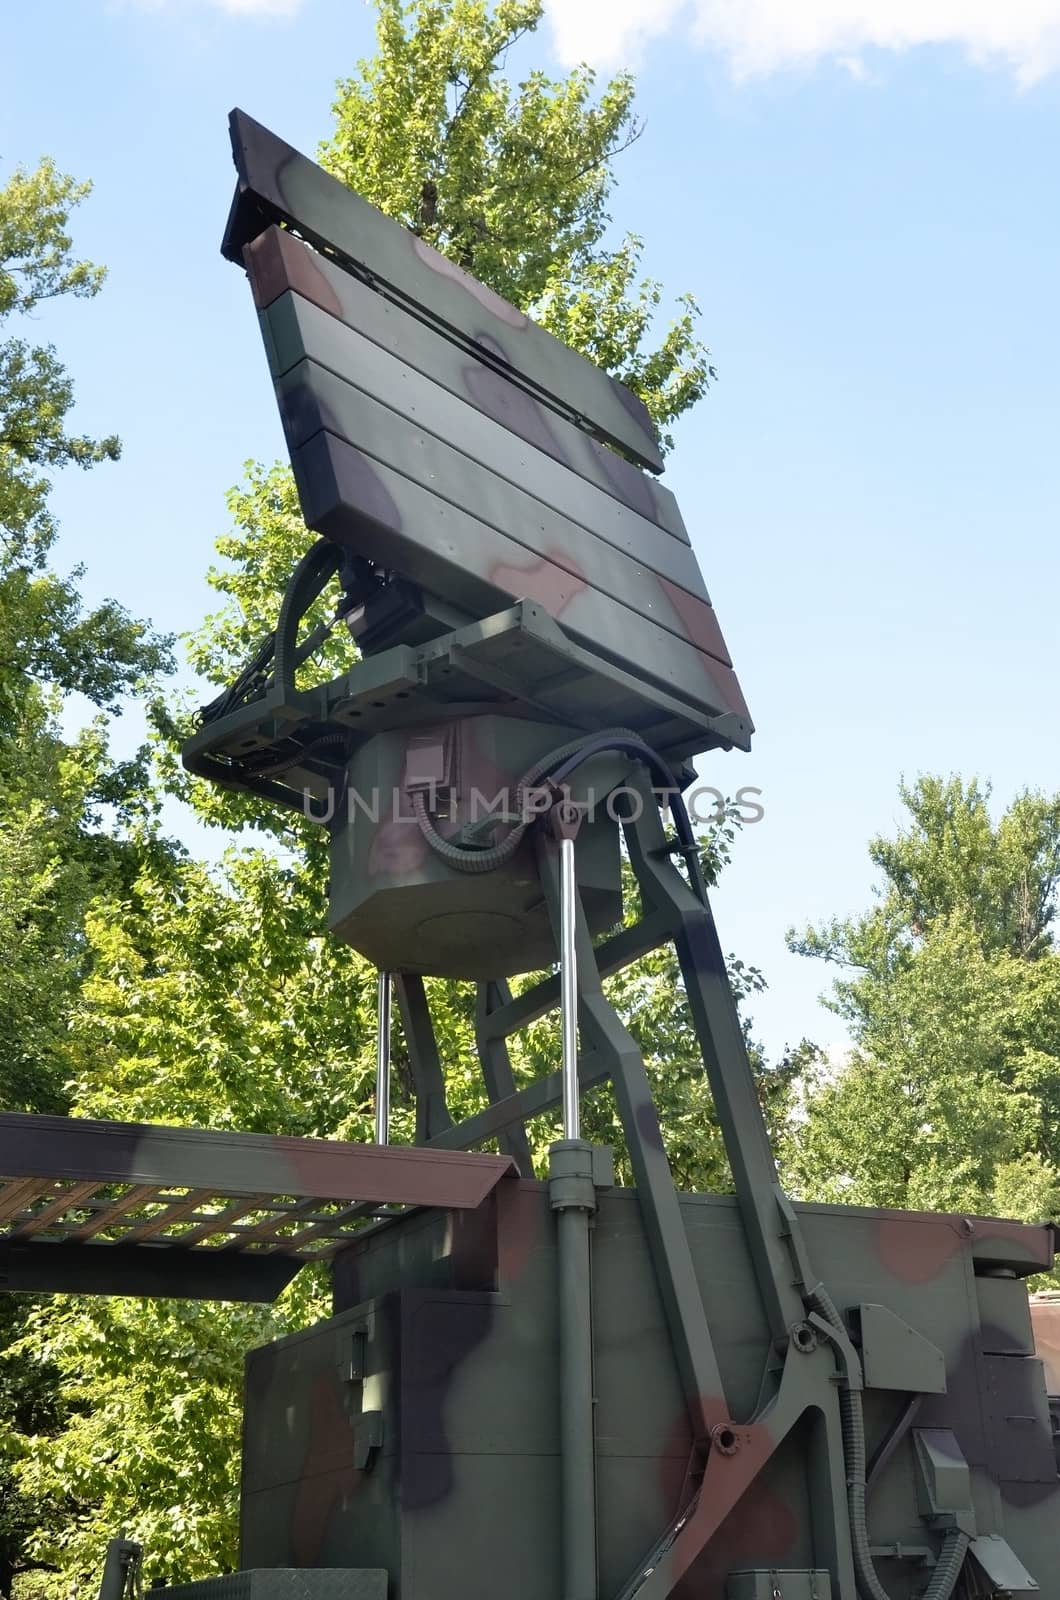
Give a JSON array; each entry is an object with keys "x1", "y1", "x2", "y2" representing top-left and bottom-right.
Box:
[{"x1": 3, "y1": 0, "x2": 1059, "y2": 1063}]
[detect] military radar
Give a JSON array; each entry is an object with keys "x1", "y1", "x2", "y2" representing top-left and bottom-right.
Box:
[{"x1": 1, "y1": 113, "x2": 1057, "y2": 1600}]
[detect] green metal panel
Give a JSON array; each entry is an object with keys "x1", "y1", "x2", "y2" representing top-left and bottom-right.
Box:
[
  {"x1": 241, "y1": 1188, "x2": 1060, "y2": 1598},
  {"x1": 224, "y1": 112, "x2": 664, "y2": 473},
  {"x1": 967, "y1": 1535, "x2": 1042, "y2": 1596},
  {"x1": 0, "y1": 1111, "x2": 513, "y2": 1210},
  {"x1": 259, "y1": 286, "x2": 699, "y2": 578},
  {"x1": 979, "y1": 1274, "x2": 1037, "y2": 1355},
  {"x1": 0, "y1": 1240, "x2": 298, "y2": 1302},
  {"x1": 914, "y1": 1428, "x2": 973, "y2": 1515},
  {"x1": 290, "y1": 428, "x2": 751, "y2": 722},
  {"x1": 271, "y1": 354, "x2": 729, "y2": 663},
  {"x1": 263, "y1": 322, "x2": 725, "y2": 653},
  {"x1": 240, "y1": 1299, "x2": 401, "y2": 1571},
  {"x1": 727, "y1": 1572, "x2": 832, "y2": 1600},
  {"x1": 244, "y1": 227, "x2": 689, "y2": 541},
  {"x1": 856, "y1": 1303, "x2": 947, "y2": 1393},
  {"x1": 162, "y1": 1575, "x2": 387, "y2": 1600}
]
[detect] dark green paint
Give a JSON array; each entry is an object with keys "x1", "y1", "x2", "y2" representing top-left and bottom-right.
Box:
[
  {"x1": 245, "y1": 227, "x2": 689, "y2": 542},
  {"x1": 288, "y1": 427, "x2": 742, "y2": 717},
  {"x1": 224, "y1": 112, "x2": 665, "y2": 473},
  {"x1": 5, "y1": 110, "x2": 1057, "y2": 1600},
  {"x1": 259, "y1": 290, "x2": 702, "y2": 583}
]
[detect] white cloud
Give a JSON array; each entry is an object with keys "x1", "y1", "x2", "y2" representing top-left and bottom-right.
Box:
[
  {"x1": 547, "y1": 0, "x2": 685, "y2": 67},
  {"x1": 836, "y1": 53, "x2": 868, "y2": 80},
  {"x1": 546, "y1": 0, "x2": 1060, "y2": 84}
]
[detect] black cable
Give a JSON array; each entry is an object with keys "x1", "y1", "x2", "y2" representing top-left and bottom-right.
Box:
[{"x1": 547, "y1": 733, "x2": 708, "y2": 904}]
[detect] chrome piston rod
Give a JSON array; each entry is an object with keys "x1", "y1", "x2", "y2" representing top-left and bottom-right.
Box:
[{"x1": 375, "y1": 970, "x2": 392, "y2": 1146}]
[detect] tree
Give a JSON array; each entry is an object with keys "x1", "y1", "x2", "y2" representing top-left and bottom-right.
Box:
[
  {"x1": 782, "y1": 778, "x2": 1060, "y2": 1222},
  {"x1": 0, "y1": 156, "x2": 172, "y2": 1595},
  {"x1": 322, "y1": 0, "x2": 714, "y2": 445},
  {"x1": 0, "y1": 153, "x2": 173, "y2": 1117},
  {"x1": 0, "y1": 160, "x2": 170, "y2": 717},
  {"x1": 11, "y1": 2, "x2": 756, "y2": 1585}
]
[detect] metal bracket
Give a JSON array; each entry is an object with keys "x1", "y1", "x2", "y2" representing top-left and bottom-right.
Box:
[
  {"x1": 912, "y1": 1428, "x2": 977, "y2": 1537},
  {"x1": 97, "y1": 1537, "x2": 143, "y2": 1600},
  {"x1": 967, "y1": 1534, "x2": 1040, "y2": 1594},
  {"x1": 853, "y1": 1304, "x2": 946, "y2": 1395},
  {"x1": 339, "y1": 1322, "x2": 369, "y2": 1385},
  {"x1": 354, "y1": 1410, "x2": 384, "y2": 1471}
]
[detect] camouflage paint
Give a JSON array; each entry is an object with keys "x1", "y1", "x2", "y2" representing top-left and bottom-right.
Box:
[
  {"x1": 0, "y1": 1112, "x2": 515, "y2": 1299},
  {"x1": 289, "y1": 426, "x2": 749, "y2": 724},
  {"x1": 242, "y1": 227, "x2": 688, "y2": 541},
  {"x1": 222, "y1": 132, "x2": 749, "y2": 735},
  {"x1": 223, "y1": 112, "x2": 665, "y2": 473},
  {"x1": 263, "y1": 338, "x2": 723, "y2": 646},
  {"x1": 256, "y1": 286, "x2": 705, "y2": 594},
  {"x1": 239, "y1": 1186, "x2": 1060, "y2": 1598},
  {"x1": 327, "y1": 715, "x2": 624, "y2": 976}
]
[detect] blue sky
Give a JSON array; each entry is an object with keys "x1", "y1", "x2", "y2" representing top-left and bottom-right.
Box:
[{"x1": 4, "y1": 0, "x2": 1058, "y2": 1061}]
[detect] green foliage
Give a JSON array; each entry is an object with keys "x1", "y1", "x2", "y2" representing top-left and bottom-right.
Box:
[
  {"x1": 6, "y1": 842, "x2": 363, "y2": 1582},
  {"x1": 867, "y1": 776, "x2": 1060, "y2": 960},
  {"x1": 783, "y1": 778, "x2": 1060, "y2": 1223},
  {"x1": 0, "y1": 1292, "x2": 64, "y2": 1598},
  {"x1": 69, "y1": 848, "x2": 377, "y2": 1139},
  {"x1": 322, "y1": 0, "x2": 714, "y2": 442},
  {"x1": 0, "y1": 152, "x2": 174, "y2": 1597},
  {"x1": 1, "y1": 705, "x2": 114, "y2": 1115},
  {"x1": 9, "y1": 4, "x2": 741, "y2": 1583},
  {"x1": 0, "y1": 160, "x2": 171, "y2": 712},
  {"x1": 0, "y1": 161, "x2": 105, "y2": 315},
  {"x1": 0, "y1": 147, "x2": 172, "y2": 1118},
  {"x1": 11, "y1": 1292, "x2": 319, "y2": 1583}
]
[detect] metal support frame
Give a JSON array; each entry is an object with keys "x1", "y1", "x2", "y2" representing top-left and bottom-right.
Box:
[
  {"x1": 535, "y1": 827, "x2": 727, "y2": 1443},
  {"x1": 394, "y1": 974, "x2": 453, "y2": 1144},
  {"x1": 475, "y1": 979, "x2": 533, "y2": 1173},
  {"x1": 551, "y1": 812, "x2": 597, "y2": 1599},
  {"x1": 97, "y1": 1536, "x2": 142, "y2": 1600},
  {"x1": 387, "y1": 773, "x2": 860, "y2": 1599},
  {"x1": 0, "y1": 1113, "x2": 514, "y2": 1300},
  {"x1": 614, "y1": 1352, "x2": 855, "y2": 1600},
  {"x1": 619, "y1": 778, "x2": 806, "y2": 1342}
]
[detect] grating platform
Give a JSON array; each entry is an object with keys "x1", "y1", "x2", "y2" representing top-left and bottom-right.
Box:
[{"x1": 0, "y1": 1112, "x2": 514, "y2": 1301}]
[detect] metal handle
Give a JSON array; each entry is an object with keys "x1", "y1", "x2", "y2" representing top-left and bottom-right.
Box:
[
  {"x1": 375, "y1": 971, "x2": 392, "y2": 1145},
  {"x1": 560, "y1": 835, "x2": 579, "y2": 1140}
]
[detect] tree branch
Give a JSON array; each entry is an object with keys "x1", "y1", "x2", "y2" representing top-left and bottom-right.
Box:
[{"x1": 441, "y1": 23, "x2": 535, "y2": 152}]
